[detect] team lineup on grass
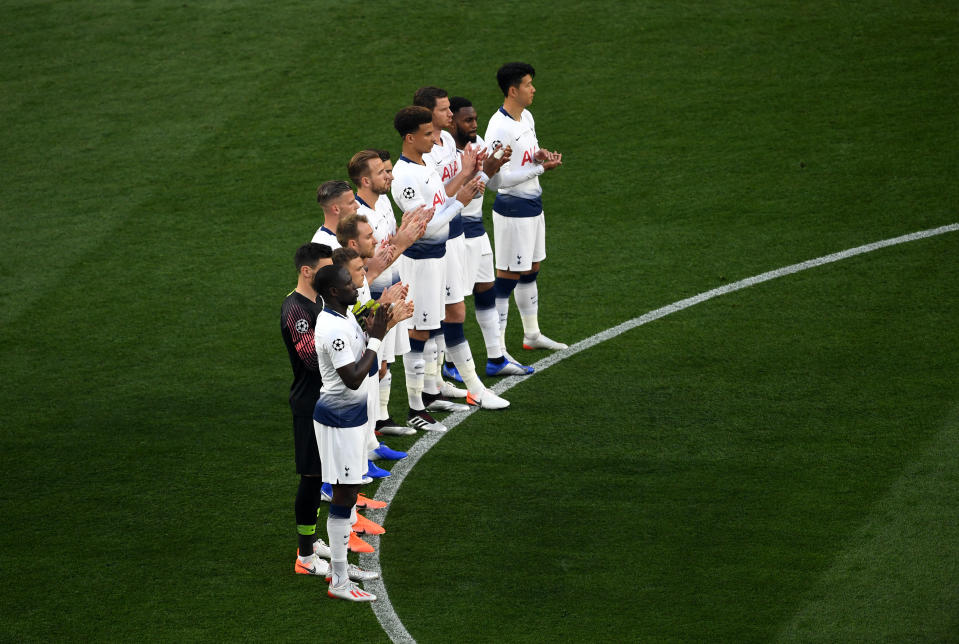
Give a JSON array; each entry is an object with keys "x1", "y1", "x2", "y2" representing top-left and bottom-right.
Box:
[{"x1": 280, "y1": 62, "x2": 565, "y2": 602}]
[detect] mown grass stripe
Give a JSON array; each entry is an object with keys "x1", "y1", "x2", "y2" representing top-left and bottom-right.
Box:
[{"x1": 777, "y1": 402, "x2": 959, "y2": 641}]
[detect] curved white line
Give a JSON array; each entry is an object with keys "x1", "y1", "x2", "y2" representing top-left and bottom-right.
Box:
[{"x1": 359, "y1": 223, "x2": 959, "y2": 643}]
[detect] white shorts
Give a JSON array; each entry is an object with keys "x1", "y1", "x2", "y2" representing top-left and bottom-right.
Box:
[
  {"x1": 380, "y1": 317, "x2": 410, "y2": 363},
  {"x1": 464, "y1": 233, "x2": 495, "y2": 286},
  {"x1": 314, "y1": 420, "x2": 367, "y2": 485},
  {"x1": 397, "y1": 254, "x2": 444, "y2": 331},
  {"x1": 365, "y1": 374, "x2": 380, "y2": 452},
  {"x1": 444, "y1": 235, "x2": 468, "y2": 304},
  {"x1": 492, "y1": 212, "x2": 546, "y2": 272}
]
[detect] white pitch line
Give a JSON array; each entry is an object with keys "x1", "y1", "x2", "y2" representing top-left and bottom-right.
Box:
[{"x1": 359, "y1": 222, "x2": 959, "y2": 643}]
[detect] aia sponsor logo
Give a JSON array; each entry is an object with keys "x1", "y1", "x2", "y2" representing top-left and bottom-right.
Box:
[{"x1": 440, "y1": 160, "x2": 459, "y2": 182}]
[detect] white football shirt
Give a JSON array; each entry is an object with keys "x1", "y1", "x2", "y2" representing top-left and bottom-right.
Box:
[
  {"x1": 424, "y1": 130, "x2": 461, "y2": 185},
  {"x1": 356, "y1": 194, "x2": 399, "y2": 294},
  {"x1": 313, "y1": 308, "x2": 368, "y2": 427},
  {"x1": 390, "y1": 155, "x2": 463, "y2": 258},
  {"x1": 484, "y1": 107, "x2": 546, "y2": 202},
  {"x1": 424, "y1": 129, "x2": 466, "y2": 239},
  {"x1": 311, "y1": 225, "x2": 341, "y2": 249}
]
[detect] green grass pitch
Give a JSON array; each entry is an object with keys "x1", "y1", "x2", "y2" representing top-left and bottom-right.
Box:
[{"x1": 2, "y1": 1, "x2": 957, "y2": 641}]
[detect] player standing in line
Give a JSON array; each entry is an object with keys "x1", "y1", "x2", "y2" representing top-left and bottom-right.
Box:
[
  {"x1": 282, "y1": 243, "x2": 335, "y2": 578},
  {"x1": 314, "y1": 178, "x2": 396, "y2": 283},
  {"x1": 411, "y1": 86, "x2": 476, "y2": 410},
  {"x1": 349, "y1": 150, "x2": 428, "y2": 436},
  {"x1": 391, "y1": 106, "x2": 508, "y2": 433},
  {"x1": 351, "y1": 150, "x2": 401, "y2": 298},
  {"x1": 331, "y1": 245, "x2": 415, "y2": 451},
  {"x1": 312, "y1": 263, "x2": 390, "y2": 602},
  {"x1": 282, "y1": 243, "x2": 381, "y2": 582},
  {"x1": 334, "y1": 218, "x2": 416, "y2": 468},
  {"x1": 448, "y1": 95, "x2": 535, "y2": 377},
  {"x1": 484, "y1": 62, "x2": 567, "y2": 354},
  {"x1": 312, "y1": 180, "x2": 358, "y2": 249}
]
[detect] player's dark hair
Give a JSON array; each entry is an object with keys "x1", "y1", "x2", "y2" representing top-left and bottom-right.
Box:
[
  {"x1": 335, "y1": 213, "x2": 369, "y2": 248},
  {"x1": 312, "y1": 264, "x2": 348, "y2": 299},
  {"x1": 347, "y1": 150, "x2": 381, "y2": 186},
  {"x1": 449, "y1": 96, "x2": 473, "y2": 114},
  {"x1": 372, "y1": 149, "x2": 391, "y2": 162},
  {"x1": 294, "y1": 242, "x2": 332, "y2": 270},
  {"x1": 316, "y1": 180, "x2": 353, "y2": 207},
  {"x1": 412, "y1": 86, "x2": 448, "y2": 110},
  {"x1": 393, "y1": 106, "x2": 432, "y2": 138},
  {"x1": 497, "y1": 62, "x2": 536, "y2": 96},
  {"x1": 331, "y1": 246, "x2": 360, "y2": 267}
]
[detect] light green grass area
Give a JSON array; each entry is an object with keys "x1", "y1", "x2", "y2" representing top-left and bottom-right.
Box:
[{"x1": 1, "y1": 0, "x2": 957, "y2": 641}]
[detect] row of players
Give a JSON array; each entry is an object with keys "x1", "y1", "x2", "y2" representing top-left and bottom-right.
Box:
[{"x1": 281, "y1": 63, "x2": 564, "y2": 601}]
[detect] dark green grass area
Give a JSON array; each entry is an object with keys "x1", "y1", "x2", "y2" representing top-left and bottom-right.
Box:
[
  {"x1": 1, "y1": 0, "x2": 957, "y2": 640},
  {"x1": 391, "y1": 235, "x2": 959, "y2": 642}
]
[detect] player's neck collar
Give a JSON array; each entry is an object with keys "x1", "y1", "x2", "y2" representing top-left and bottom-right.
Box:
[
  {"x1": 355, "y1": 194, "x2": 371, "y2": 209},
  {"x1": 499, "y1": 105, "x2": 519, "y2": 121},
  {"x1": 295, "y1": 286, "x2": 317, "y2": 302},
  {"x1": 322, "y1": 306, "x2": 347, "y2": 318},
  {"x1": 398, "y1": 154, "x2": 424, "y2": 166}
]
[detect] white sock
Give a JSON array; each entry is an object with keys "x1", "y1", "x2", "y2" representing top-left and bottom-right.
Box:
[
  {"x1": 378, "y1": 370, "x2": 392, "y2": 420},
  {"x1": 495, "y1": 296, "x2": 510, "y2": 338},
  {"x1": 476, "y1": 306, "x2": 503, "y2": 360},
  {"x1": 423, "y1": 338, "x2": 440, "y2": 395},
  {"x1": 364, "y1": 419, "x2": 378, "y2": 453},
  {"x1": 447, "y1": 341, "x2": 484, "y2": 396},
  {"x1": 327, "y1": 512, "x2": 352, "y2": 586},
  {"x1": 515, "y1": 280, "x2": 540, "y2": 337},
  {"x1": 404, "y1": 350, "x2": 425, "y2": 410},
  {"x1": 434, "y1": 332, "x2": 447, "y2": 365}
]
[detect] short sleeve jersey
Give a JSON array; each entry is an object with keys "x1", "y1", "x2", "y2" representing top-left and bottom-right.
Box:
[
  {"x1": 391, "y1": 156, "x2": 450, "y2": 259},
  {"x1": 484, "y1": 107, "x2": 546, "y2": 217},
  {"x1": 313, "y1": 308, "x2": 368, "y2": 428},
  {"x1": 281, "y1": 291, "x2": 323, "y2": 415}
]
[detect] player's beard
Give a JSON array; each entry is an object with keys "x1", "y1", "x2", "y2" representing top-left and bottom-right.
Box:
[
  {"x1": 369, "y1": 177, "x2": 390, "y2": 195},
  {"x1": 454, "y1": 130, "x2": 476, "y2": 148}
]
